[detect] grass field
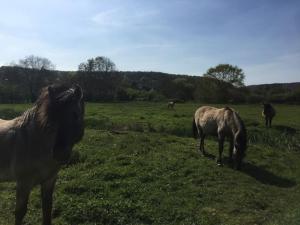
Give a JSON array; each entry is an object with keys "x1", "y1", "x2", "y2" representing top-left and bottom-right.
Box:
[{"x1": 0, "y1": 102, "x2": 300, "y2": 225}]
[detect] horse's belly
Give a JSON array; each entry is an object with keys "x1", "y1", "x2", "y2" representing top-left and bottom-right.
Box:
[
  {"x1": 0, "y1": 146, "x2": 15, "y2": 182},
  {"x1": 0, "y1": 141, "x2": 14, "y2": 172},
  {"x1": 200, "y1": 120, "x2": 218, "y2": 136}
]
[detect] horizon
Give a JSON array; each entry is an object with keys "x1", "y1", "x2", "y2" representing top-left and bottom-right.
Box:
[{"x1": 0, "y1": 0, "x2": 299, "y2": 85}]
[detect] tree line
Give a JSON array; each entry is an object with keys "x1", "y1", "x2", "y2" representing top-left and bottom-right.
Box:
[{"x1": 0, "y1": 55, "x2": 299, "y2": 104}]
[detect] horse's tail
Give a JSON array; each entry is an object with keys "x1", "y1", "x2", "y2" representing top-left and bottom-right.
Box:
[{"x1": 192, "y1": 116, "x2": 198, "y2": 139}]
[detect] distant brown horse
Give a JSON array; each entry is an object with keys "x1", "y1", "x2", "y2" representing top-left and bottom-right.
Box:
[
  {"x1": 0, "y1": 84, "x2": 85, "y2": 225},
  {"x1": 193, "y1": 106, "x2": 247, "y2": 170},
  {"x1": 167, "y1": 101, "x2": 175, "y2": 109},
  {"x1": 262, "y1": 103, "x2": 276, "y2": 128}
]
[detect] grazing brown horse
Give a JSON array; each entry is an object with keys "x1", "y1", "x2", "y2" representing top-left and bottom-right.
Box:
[
  {"x1": 262, "y1": 103, "x2": 276, "y2": 128},
  {"x1": 167, "y1": 101, "x2": 175, "y2": 109},
  {"x1": 193, "y1": 106, "x2": 247, "y2": 170},
  {"x1": 0, "y1": 84, "x2": 85, "y2": 225}
]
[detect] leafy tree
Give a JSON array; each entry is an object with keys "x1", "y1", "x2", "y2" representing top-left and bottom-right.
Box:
[
  {"x1": 78, "y1": 56, "x2": 116, "y2": 72},
  {"x1": 14, "y1": 55, "x2": 55, "y2": 102},
  {"x1": 203, "y1": 64, "x2": 245, "y2": 87},
  {"x1": 18, "y1": 55, "x2": 55, "y2": 70}
]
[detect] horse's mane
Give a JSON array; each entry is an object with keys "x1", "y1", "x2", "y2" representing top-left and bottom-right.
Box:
[
  {"x1": 234, "y1": 112, "x2": 246, "y2": 134},
  {"x1": 224, "y1": 107, "x2": 245, "y2": 132},
  {"x1": 232, "y1": 110, "x2": 247, "y2": 150},
  {"x1": 18, "y1": 84, "x2": 73, "y2": 130},
  {"x1": 18, "y1": 106, "x2": 38, "y2": 128},
  {"x1": 17, "y1": 87, "x2": 51, "y2": 130},
  {"x1": 224, "y1": 106, "x2": 233, "y2": 111}
]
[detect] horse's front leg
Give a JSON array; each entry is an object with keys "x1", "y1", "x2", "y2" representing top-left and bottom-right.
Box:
[
  {"x1": 15, "y1": 182, "x2": 31, "y2": 225},
  {"x1": 228, "y1": 138, "x2": 234, "y2": 166},
  {"x1": 265, "y1": 117, "x2": 268, "y2": 127},
  {"x1": 217, "y1": 134, "x2": 224, "y2": 166},
  {"x1": 41, "y1": 175, "x2": 57, "y2": 225}
]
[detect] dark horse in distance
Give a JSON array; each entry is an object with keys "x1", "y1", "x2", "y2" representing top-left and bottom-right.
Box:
[
  {"x1": 167, "y1": 101, "x2": 176, "y2": 109},
  {"x1": 193, "y1": 106, "x2": 247, "y2": 170},
  {"x1": 0, "y1": 84, "x2": 85, "y2": 225},
  {"x1": 262, "y1": 103, "x2": 276, "y2": 128}
]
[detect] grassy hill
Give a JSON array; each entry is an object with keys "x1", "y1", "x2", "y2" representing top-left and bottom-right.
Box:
[
  {"x1": 0, "y1": 102, "x2": 300, "y2": 224},
  {"x1": 247, "y1": 82, "x2": 300, "y2": 104},
  {"x1": 1, "y1": 66, "x2": 299, "y2": 104}
]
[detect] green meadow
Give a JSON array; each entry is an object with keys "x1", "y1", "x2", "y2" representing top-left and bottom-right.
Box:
[{"x1": 0, "y1": 102, "x2": 300, "y2": 225}]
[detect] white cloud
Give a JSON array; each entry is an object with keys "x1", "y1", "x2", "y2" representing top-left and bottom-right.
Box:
[{"x1": 91, "y1": 8, "x2": 160, "y2": 28}]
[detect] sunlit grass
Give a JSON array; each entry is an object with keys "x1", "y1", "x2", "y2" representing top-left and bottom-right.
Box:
[{"x1": 0, "y1": 102, "x2": 300, "y2": 224}]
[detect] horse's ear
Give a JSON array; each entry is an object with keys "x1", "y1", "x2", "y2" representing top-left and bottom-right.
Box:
[{"x1": 74, "y1": 85, "x2": 83, "y2": 100}]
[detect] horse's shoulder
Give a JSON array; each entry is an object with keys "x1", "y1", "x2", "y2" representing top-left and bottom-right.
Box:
[{"x1": 222, "y1": 106, "x2": 235, "y2": 112}]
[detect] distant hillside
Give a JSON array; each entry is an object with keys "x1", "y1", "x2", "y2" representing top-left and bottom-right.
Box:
[
  {"x1": 248, "y1": 82, "x2": 300, "y2": 91},
  {"x1": 0, "y1": 66, "x2": 299, "y2": 104},
  {"x1": 246, "y1": 82, "x2": 300, "y2": 103}
]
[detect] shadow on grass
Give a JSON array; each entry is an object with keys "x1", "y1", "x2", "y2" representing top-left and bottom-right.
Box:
[
  {"x1": 190, "y1": 142, "x2": 296, "y2": 188},
  {"x1": 203, "y1": 152, "x2": 216, "y2": 160},
  {"x1": 241, "y1": 162, "x2": 296, "y2": 188},
  {"x1": 201, "y1": 153, "x2": 296, "y2": 188}
]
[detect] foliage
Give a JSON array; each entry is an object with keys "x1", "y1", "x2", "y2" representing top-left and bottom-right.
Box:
[
  {"x1": 247, "y1": 83, "x2": 300, "y2": 104},
  {"x1": 8, "y1": 56, "x2": 55, "y2": 102},
  {"x1": 15, "y1": 55, "x2": 55, "y2": 70},
  {"x1": 0, "y1": 66, "x2": 299, "y2": 104},
  {"x1": 203, "y1": 64, "x2": 245, "y2": 87},
  {"x1": 78, "y1": 56, "x2": 116, "y2": 72}
]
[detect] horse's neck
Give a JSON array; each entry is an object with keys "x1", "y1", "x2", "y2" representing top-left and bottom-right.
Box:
[
  {"x1": 16, "y1": 113, "x2": 58, "y2": 149},
  {"x1": 231, "y1": 112, "x2": 243, "y2": 135}
]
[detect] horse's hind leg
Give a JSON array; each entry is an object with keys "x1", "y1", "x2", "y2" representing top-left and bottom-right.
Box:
[
  {"x1": 41, "y1": 175, "x2": 57, "y2": 225},
  {"x1": 15, "y1": 182, "x2": 31, "y2": 225},
  {"x1": 199, "y1": 134, "x2": 206, "y2": 156},
  {"x1": 201, "y1": 134, "x2": 207, "y2": 156}
]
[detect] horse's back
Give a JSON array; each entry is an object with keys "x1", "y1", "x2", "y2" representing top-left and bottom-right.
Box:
[
  {"x1": 194, "y1": 106, "x2": 218, "y2": 117},
  {"x1": 195, "y1": 106, "x2": 229, "y2": 121},
  {"x1": 194, "y1": 106, "x2": 237, "y2": 136}
]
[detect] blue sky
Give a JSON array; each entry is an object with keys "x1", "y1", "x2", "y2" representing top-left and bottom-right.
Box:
[{"x1": 0, "y1": 0, "x2": 299, "y2": 84}]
